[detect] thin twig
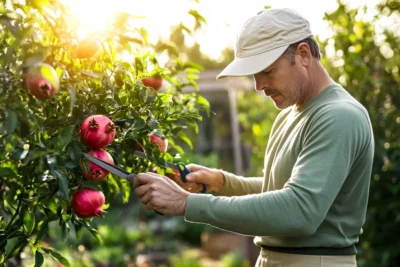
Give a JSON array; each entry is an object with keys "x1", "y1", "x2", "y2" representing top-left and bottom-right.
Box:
[{"x1": 6, "y1": 197, "x2": 23, "y2": 231}]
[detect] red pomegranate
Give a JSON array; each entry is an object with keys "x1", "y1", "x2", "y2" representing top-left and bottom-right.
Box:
[
  {"x1": 135, "y1": 143, "x2": 144, "y2": 152},
  {"x1": 81, "y1": 149, "x2": 114, "y2": 181},
  {"x1": 149, "y1": 130, "x2": 168, "y2": 153},
  {"x1": 141, "y1": 74, "x2": 163, "y2": 91},
  {"x1": 81, "y1": 115, "x2": 116, "y2": 149},
  {"x1": 71, "y1": 188, "x2": 105, "y2": 218},
  {"x1": 24, "y1": 63, "x2": 60, "y2": 100}
]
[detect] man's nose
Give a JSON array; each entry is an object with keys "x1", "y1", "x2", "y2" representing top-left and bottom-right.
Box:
[{"x1": 253, "y1": 75, "x2": 267, "y2": 92}]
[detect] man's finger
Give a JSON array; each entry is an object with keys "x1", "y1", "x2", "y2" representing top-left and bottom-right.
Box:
[
  {"x1": 185, "y1": 163, "x2": 202, "y2": 172},
  {"x1": 134, "y1": 184, "x2": 149, "y2": 198},
  {"x1": 134, "y1": 172, "x2": 156, "y2": 188},
  {"x1": 185, "y1": 170, "x2": 206, "y2": 183},
  {"x1": 140, "y1": 191, "x2": 152, "y2": 205}
]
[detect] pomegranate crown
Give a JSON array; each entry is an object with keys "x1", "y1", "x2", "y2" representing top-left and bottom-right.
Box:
[
  {"x1": 105, "y1": 122, "x2": 116, "y2": 133},
  {"x1": 149, "y1": 130, "x2": 166, "y2": 140}
]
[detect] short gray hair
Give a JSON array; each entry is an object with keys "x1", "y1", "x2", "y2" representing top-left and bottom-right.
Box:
[{"x1": 282, "y1": 36, "x2": 321, "y2": 64}]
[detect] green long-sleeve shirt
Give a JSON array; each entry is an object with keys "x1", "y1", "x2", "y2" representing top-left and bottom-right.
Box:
[{"x1": 184, "y1": 84, "x2": 374, "y2": 249}]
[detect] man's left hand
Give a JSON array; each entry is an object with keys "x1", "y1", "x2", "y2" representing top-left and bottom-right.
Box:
[{"x1": 134, "y1": 172, "x2": 190, "y2": 216}]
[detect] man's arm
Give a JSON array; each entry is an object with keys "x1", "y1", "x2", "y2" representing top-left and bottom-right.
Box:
[
  {"x1": 184, "y1": 104, "x2": 373, "y2": 236},
  {"x1": 184, "y1": 164, "x2": 263, "y2": 196},
  {"x1": 217, "y1": 171, "x2": 263, "y2": 196}
]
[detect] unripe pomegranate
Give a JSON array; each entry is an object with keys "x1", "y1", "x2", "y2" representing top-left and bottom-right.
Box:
[
  {"x1": 24, "y1": 63, "x2": 60, "y2": 100},
  {"x1": 81, "y1": 115, "x2": 116, "y2": 149},
  {"x1": 71, "y1": 188, "x2": 105, "y2": 218},
  {"x1": 141, "y1": 74, "x2": 163, "y2": 91},
  {"x1": 75, "y1": 38, "x2": 99, "y2": 59},
  {"x1": 81, "y1": 149, "x2": 114, "y2": 181},
  {"x1": 149, "y1": 130, "x2": 168, "y2": 153}
]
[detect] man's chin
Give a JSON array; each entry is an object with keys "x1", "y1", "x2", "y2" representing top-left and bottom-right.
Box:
[{"x1": 270, "y1": 96, "x2": 291, "y2": 110}]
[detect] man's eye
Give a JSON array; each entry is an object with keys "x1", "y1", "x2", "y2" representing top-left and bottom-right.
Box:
[{"x1": 264, "y1": 69, "x2": 273, "y2": 75}]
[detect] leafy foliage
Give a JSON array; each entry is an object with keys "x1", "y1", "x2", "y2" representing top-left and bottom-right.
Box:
[
  {"x1": 0, "y1": 0, "x2": 209, "y2": 266},
  {"x1": 320, "y1": 2, "x2": 399, "y2": 266}
]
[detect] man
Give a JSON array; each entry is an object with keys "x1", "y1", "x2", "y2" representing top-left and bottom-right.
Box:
[{"x1": 134, "y1": 8, "x2": 374, "y2": 267}]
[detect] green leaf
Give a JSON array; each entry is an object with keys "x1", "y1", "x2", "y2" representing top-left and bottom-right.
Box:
[
  {"x1": 188, "y1": 10, "x2": 207, "y2": 30},
  {"x1": 79, "y1": 220, "x2": 103, "y2": 244},
  {"x1": 51, "y1": 170, "x2": 69, "y2": 200},
  {"x1": 23, "y1": 149, "x2": 48, "y2": 164},
  {"x1": 68, "y1": 86, "x2": 76, "y2": 116},
  {"x1": 133, "y1": 118, "x2": 146, "y2": 130},
  {"x1": 0, "y1": 167, "x2": 17, "y2": 177},
  {"x1": 140, "y1": 86, "x2": 149, "y2": 103},
  {"x1": 56, "y1": 125, "x2": 75, "y2": 149},
  {"x1": 23, "y1": 212, "x2": 35, "y2": 234},
  {"x1": 5, "y1": 110, "x2": 17, "y2": 135},
  {"x1": 60, "y1": 219, "x2": 69, "y2": 240},
  {"x1": 74, "y1": 224, "x2": 83, "y2": 239},
  {"x1": 42, "y1": 248, "x2": 71, "y2": 267},
  {"x1": 81, "y1": 159, "x2": 90, "y2": 174},
  {"x1": 185, "y1": 119, "x2": 199, "y2": 134},
  {"x1": 5, "y1": 236, "x2": 28, "y2": 260},
  {"x1": 196, "y1": 95, "x2": 210, "y2": 116},
  {"x1": 135, "y1": 56, "x2": 144, "y2": 73},
  {"x1": 178, "y1": 132, "x2": 193, "y2": 149},
  {"x1": 80, "y1": 71, "x2": 100, "y2": 78},
  {"x1": 35, "y1": 220, "x2": 49, "y2": 241},
  {"x1": 35, "y1": 251, "x2": 44, "y2": 267},
  {"x1": 81, "y1": 180, "x2": 102, "y2": 191},
  {"x1": 115, "y1": 177, "x2": 131, "y2": 204}
]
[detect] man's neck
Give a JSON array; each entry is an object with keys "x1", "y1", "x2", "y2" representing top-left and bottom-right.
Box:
[
  {"x1": 310, "y1": 62, "x2": 335, "y2": 93},
  {"x1": 296, "y1": 62, "x2": 334, "y2": 108}
]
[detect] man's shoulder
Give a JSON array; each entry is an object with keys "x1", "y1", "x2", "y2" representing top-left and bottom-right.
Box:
[
  {"x1": 311, "y1": 84, "x2": 370, "y2": 122},
  {"x1": 319, "y1": 98, "x2": 370, "y2": 122}
]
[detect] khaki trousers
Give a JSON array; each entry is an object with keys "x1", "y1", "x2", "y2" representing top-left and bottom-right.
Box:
[{"x1": 256, "y1": 249, "x2": 357, "y2": 267}]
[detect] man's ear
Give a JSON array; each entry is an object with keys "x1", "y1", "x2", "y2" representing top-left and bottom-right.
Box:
[{"x1": 296, "y1": 42, "x2": 312, "y2": 67}]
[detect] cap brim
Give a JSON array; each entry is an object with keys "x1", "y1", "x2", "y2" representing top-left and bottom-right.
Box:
[{"x1": 216, "y1": 45, "x2": 289, "y2": 80}]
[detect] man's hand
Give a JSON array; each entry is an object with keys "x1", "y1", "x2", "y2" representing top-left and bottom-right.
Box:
[
  {"x1": 134, "y1": 172, "x2": 190, "y2": 216},
  {"x1": 185, "y1": 164, "x2": 225, "y2": 194}
]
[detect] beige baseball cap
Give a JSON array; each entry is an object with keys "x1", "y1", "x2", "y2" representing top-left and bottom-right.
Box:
[{"x1": 216, "y1": 8, "x2": 313, "y2": 80}]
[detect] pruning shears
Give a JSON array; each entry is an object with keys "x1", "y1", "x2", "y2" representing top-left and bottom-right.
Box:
[
  {"x1": 133, "y1": 151, "x2": 207, "y2": 193},
  {"x1": 83, "y1": 153, "x2": 164, "y2": 215},
  {"x1": 82, "y1": 151, "x2": 208, "y2": 215}
]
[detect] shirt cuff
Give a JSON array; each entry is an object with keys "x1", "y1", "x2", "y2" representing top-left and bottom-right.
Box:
[{"x1": 184, "y1": 193, "x2": 211, "y2": 223}]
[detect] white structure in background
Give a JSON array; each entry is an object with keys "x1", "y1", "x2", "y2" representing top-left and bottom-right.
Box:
[{"x1": 162, "y1": 70, "x2": 254, "y2": 176}]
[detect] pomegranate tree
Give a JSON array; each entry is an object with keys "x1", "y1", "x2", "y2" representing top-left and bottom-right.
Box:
[
  {"x1": 0, "y1": 1, "x2": 209, "y2": 266},
  {"x1": 81, "y1": 115, "x2": 116, "y2": 149},
  {"x1": 80, "y1": 149, "x2": 114, "y2": 181},
  {"x1": 71, "y1": 188, "x2": 106, "y2": 218}
]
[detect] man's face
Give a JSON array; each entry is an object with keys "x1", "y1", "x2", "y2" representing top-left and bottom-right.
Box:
[{"x1": 253, "y1": 54, "x2": 307, "y2": 109}]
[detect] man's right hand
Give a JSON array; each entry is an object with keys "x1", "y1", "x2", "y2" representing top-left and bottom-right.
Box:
[{"x1": 184, "y1": 164, "x2": 225, "y2": 194}]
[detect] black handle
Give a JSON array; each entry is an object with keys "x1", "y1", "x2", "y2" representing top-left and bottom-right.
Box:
[
  {"x1": 126, "y1": 173, "x2": 136, "y2": 183},
  {"x1": 177, "y1": 162, "x2": 207, "y2": 193}
]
